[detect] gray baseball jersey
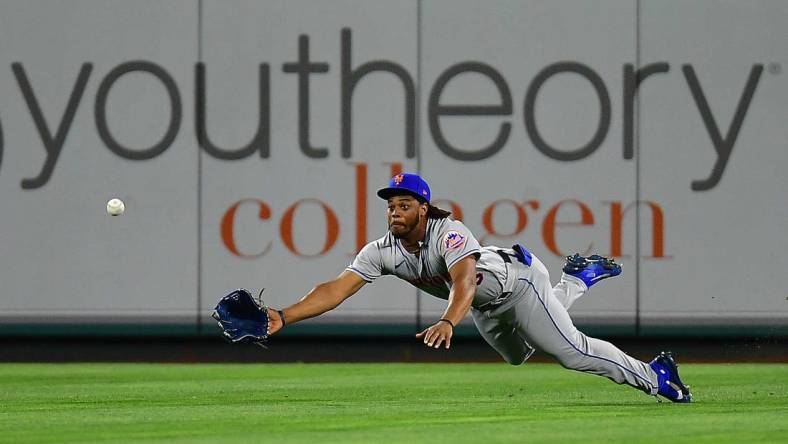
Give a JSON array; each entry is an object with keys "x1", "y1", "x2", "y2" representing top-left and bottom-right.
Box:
[
  {"x1": 347, "y1": 216, "x2": 660, "y2": 396},
  {"x1": 347, "y1": 217, "x2": 510, "y2": 308}
]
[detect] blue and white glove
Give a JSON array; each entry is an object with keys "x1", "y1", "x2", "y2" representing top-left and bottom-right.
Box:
[{"x1": 212, "y1": 289, "x2": 280, "y2": 347}]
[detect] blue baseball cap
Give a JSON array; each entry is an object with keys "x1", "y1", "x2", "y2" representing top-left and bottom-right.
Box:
[{"x1": 377, "y1": 173, "x2": 431, "y2": 203}]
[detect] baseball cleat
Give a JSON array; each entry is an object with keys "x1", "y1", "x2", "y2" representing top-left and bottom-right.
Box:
[
  {"x1": 562, "y1": 253, "x2": 622, "y2": 287},
  {"x1": 650, "y1": 351, "x2": 692, "y2": 403}
]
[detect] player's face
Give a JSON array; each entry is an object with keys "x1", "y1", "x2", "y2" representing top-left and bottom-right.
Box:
[{"x1": 387, "y1": 195, "x2": 425, "y2": 238}]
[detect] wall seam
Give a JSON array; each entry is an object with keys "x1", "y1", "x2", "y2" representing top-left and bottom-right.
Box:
[
  {"x1": 635, "y1": 0, "x2": 642, "y2": 336},
  {"x1": 196, "y1": 0, "x2": 204, "y2": 334},
  {"x1": 415, "y1": 0, "x2": 423, "y2": 331}
]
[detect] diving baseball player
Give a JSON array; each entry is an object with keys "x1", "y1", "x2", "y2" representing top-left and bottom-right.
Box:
[{"x1": 215, "y1": 173, "x2": 692, "y2": 403}]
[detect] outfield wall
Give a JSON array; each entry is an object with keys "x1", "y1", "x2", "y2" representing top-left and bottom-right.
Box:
[{"x1": 0, "y1": 1, "x2": 786, "y2": 337}]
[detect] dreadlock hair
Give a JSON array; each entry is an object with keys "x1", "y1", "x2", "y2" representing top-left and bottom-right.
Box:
[
  {"x1": 410, "y1": 194, "x2": 451, "y2": 219},
  {"x1": 426, "y1": 203, "x2": 452, "y2": 219}
]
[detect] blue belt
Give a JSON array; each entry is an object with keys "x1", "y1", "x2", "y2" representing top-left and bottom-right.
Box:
[{"x1": 495, "y1": 244, "x2": 532, "y2": 267}]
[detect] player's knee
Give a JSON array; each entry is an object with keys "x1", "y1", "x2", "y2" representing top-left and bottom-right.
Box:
[
  {"x1": 504, "y1": 356, "x2": 526, "y2": 366},
  {"x1": 499, "y1": 351, "x2": 527, "y2": 366},
  {"x1": 502, "y1": 348, "x2": 534, "y2": 366}
]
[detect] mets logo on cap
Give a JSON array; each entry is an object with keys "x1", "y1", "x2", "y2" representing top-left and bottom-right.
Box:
[
  {"x1": 393, "y1": 174, "x2": 405, "y2": 185},
  {"x1": 444, "y1": 230, "x2": 466, "y2": 252}
]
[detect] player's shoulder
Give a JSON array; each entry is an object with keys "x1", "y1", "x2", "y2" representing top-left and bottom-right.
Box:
[
  {"x1": 430, "y1": 217, "x2": 472, "y2": 236},
  {"x1": 359, "y1": 232, "x2": 395, "y2": 254},
  {"x1": 428, "y1": 217, "x2": 477, "y2": 250}
]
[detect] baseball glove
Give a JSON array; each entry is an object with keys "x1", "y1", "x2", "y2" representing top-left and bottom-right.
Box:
[{"x1": 212, "y1": 288, "x2": 271, "y2": 347}]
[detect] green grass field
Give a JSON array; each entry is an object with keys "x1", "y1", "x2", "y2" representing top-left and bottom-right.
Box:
[{"x1": 1, "y1": 363, "x2": 786, "y2": 443}]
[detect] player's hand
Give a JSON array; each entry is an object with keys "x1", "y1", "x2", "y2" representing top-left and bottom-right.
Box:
[
  {"x1": 266, "y1": 308, "x2": 285, "y2": 336},
  {"x1": 415, "y1": 321, "x2": 454, "y2": 349}
]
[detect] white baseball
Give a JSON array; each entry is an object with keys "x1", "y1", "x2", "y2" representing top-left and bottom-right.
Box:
[{"x1": 106, "y1": 198, "x2": 125, "y2": 216}]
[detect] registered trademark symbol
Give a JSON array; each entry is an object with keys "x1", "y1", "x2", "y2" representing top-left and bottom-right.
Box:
[{"x1": 768, "y1": 63, "x2": 781, "y2": 75}]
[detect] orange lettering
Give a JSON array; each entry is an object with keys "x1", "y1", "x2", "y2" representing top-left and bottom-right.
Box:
[
  {"x1": 609, "y1": 201, "x2": 665, "y2": 258},
  {"x1": 354, "y1": 163, "x2": 367, "y2": 252},
  {"x1": 542, "y1": 199, "x2": 593, "y2": 257},
  {"x1": 220, "y1": 199, "x2": 272, "y2": 258},
  {"x1": 280, "y1": 199, "x2": 340, "y2": 257},
  {"x1": 481, "y1": 199, "x2": 528, "y2": 244},
  {"x1": 388, "y1": 162, "x2": 403, "y2": 177}
]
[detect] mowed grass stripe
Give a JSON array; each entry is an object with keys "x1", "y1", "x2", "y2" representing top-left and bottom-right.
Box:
[{"x1": 0, "y1": 363, "x2": 786, "y2": 443}]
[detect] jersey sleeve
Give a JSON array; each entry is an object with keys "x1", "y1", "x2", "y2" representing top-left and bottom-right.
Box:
[
  {"x1": 346, "y1": 241, "x2": 385, "y2": 283},
  {"x1": 439, "y1": 220, "x2": 481, "y2": 271}
]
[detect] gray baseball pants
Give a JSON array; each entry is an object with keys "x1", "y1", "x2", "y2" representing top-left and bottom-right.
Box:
[{"x1": 471, "y1": 256, "x2": 659, "y2": 395}]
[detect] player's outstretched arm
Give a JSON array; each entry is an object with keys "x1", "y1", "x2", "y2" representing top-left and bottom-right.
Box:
[
  {"x1": 416, "y1": 255, "x2": 477, "y2": 349},
  {"x1": 267, "y1": 270, "x2": 367, "y2": 335}
]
